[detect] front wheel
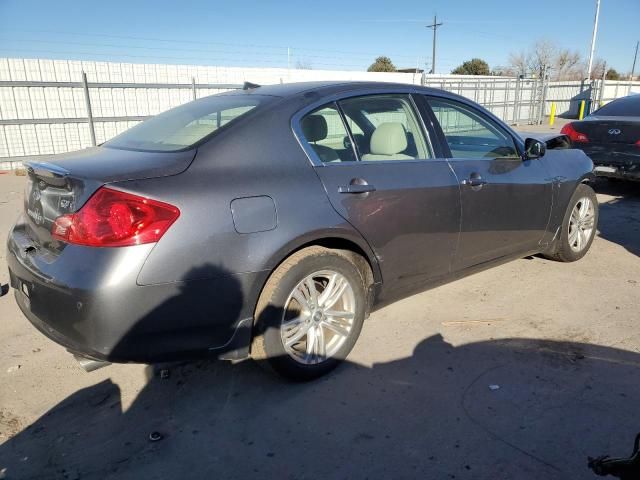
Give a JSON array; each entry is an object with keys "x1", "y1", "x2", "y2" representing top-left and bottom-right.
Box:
[
  {"x1": 544, "y1": 183, "x2": 599, "y2": 262},
  {"x1": 251, "y1": 246, "x2": 368, "y2": 381}
]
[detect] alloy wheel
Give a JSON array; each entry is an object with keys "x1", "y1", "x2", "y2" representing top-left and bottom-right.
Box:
[
  {"x1": 280, "y1": 270, "x2": 356, "y2": 365},
  {"x1": 568, "y1": 197, "x2": 595, "y2": 252}
]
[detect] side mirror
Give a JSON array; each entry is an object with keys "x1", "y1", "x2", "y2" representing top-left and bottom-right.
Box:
[{"x1": 524, "y1": 138, "x2": 546, "y2": 159}]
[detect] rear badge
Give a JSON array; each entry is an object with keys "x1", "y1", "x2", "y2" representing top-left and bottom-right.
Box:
[
  {"x1": 58, "y1": 195, "x2": 75, "y2": 212},
  {"x1": 594, "y1": 166, "x2": 617, "y2": 173},
  {"x1": 607, "y1": 128, "x2": 622, "y2": 135}
]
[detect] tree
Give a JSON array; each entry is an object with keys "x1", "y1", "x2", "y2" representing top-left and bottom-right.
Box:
[
  {"x1": 451, "y1": 58, "x2": 490, "y2": 75},
  {"x1": 553, "y1": 49, "x2": 582, "y2": 80},
  {"x1": 590, "y1": 58, "x2": 607, "y2": 79},
  {"x1": 508, "y1": 51, "x2": 528, "y2": 76},
  {"x1": 509, "y1": 41, "x2": 583, "y2": 80},
  {"x1": 527, "y1": 40, "x2": 556, "y2": 78},
  {"x1": 367, "y1": 56, "x2": 396, "y2": 72},
  {"x1": 605, "y1": 68, "x2": 621, "y2": 80},
  {"x1": 490, "y1": 66, "x2": 517, "y2": 76}
]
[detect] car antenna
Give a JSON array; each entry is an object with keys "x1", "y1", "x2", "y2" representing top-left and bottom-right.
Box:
[{"x1": 243, "y1": 81, "x2": 261, "y2": 90}]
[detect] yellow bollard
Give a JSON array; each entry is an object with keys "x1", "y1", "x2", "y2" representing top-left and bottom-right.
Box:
[
  {"x1": 579, "y1": 100, "x2": 586, "y2": 120},
  {"x1": 549, "y1": 102, "x2": 556, "y2": 126}
]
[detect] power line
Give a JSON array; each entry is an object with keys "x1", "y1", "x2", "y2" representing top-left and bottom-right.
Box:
[
  {"x1": 1, "y1": 48, "x2": 370, "y2": 69},
  {"x1": 1, "y1": 29, "x2": 424, "y2": 62},
  {"x1": 426, "y1": 15, "x2": 443, "y2": 74},
  {"x1": 0, "y1": 36, "x2": 442, "y2": 67}
]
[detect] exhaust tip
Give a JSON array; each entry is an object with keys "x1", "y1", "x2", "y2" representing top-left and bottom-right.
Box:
[{"x1": 74, "y1": 354, "x2": 111, "y2": 372}]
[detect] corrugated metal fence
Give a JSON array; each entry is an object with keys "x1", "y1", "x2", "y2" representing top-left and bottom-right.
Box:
[
  {"x1": 544, "y1": 79, "x2": 640, "y2": 117},
  {"x1": 1, "y1": 57, "x2": 639, "y2": 168}
]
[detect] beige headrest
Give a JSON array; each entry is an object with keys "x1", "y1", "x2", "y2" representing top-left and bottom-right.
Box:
[{"x1": 369, "y1": 123, "x2": 408, "y2": 155}]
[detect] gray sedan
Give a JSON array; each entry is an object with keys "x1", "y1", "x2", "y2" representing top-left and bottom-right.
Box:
[{"x1": 6, "y1": 81, "x2": 597, "y2": 380}]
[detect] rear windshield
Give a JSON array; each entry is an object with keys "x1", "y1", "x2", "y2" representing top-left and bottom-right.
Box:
[
  {"x1": 592, "y1": 95, "x2": 640, "y2": 117},
  {"x1": 104, "y1": 95, "x2": 264, "y2": 152}
]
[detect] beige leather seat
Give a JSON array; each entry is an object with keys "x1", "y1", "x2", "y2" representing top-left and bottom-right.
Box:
[{"x1": 362, "y1": 122, "x2": 413, "y2": 161}]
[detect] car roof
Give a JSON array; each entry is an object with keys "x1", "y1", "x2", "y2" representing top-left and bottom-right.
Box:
[
  {"x1": 612, "y1": 93, "x2": 640, "y2": 103},
  {"x1": 600, "y1": 93, "x2": 640, "y2": 108},
  {"x1": 226, "y1": 81, "x2": 446, "y2": 98},
  {"x1": 226, "y1": 80, "x2": 523, "y2": 145}
]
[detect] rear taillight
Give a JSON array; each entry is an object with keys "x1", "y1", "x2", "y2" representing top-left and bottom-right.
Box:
[
  {"x1": 560, "y1": 122, "x2": 589, "y2": 143},
  {"x1": 52, "y1": 187, "x2": 180, "y2": 247}
]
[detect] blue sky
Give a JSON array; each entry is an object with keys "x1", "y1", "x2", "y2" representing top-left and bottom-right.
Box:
[{"x1": 0, "y1": 0, "x2": 638, "y2": 74}]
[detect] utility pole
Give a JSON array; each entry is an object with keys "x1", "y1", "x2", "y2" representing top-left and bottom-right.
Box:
[
  {"x1": 586, "y1": 0, "x2": 601, "y2": 80},
  {"x1": 426, "y1": 15, "x2": 443, "y2": 74},
  {"x1": 630, "y1": 40, "x2": 639, "y2": 81}
]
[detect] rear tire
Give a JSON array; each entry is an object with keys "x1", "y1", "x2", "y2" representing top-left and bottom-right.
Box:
[
  {"x1": 251, "y1": 246, "x2": 368, "y2": 381},
  {"x1": 544, "y1": 184, "x2": 598, "y2": 262}
]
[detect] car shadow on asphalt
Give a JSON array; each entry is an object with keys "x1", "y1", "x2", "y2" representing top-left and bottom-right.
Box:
[
  {"x1": 3, "y1": 233, "x2": 640, "y2": 480},
  {"x1": 593, "y1": 179, "x2": 640, "y2": 258},
  {"x1": 2, "y1": 333, "x2": 640, "y2": 479}
]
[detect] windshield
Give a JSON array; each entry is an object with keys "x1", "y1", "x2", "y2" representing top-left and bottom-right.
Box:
[
  {"x1": 104, "y1": 95, "x2": 264, "y2": 152},
  {"x1": 591, "y1": 95, "x2": 640, "y2": 117}
]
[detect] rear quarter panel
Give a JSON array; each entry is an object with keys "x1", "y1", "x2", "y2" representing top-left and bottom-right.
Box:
[{"x1": 116, "y1": 96, "x2": 378, "y2": 322}]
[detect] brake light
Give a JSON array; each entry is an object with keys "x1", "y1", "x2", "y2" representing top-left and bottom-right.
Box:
[
  {"x1": 52, "y1": 187, "x2": 180, "y2": 247},
  {"x1": 560, "y1": 123, "x2": 589, "y2": 143}
]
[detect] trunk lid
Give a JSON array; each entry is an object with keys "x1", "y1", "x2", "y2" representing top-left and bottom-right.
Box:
[
  {"x1": 577, "y1": 117, "x2": 640, "y2": 145},
  {"x1": 23, "y1": 146, "x2": 195, "y2": 249}
]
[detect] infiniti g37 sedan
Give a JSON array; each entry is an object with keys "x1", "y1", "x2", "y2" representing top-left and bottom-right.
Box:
[
  {"x1": 7, "y1": 81, "x2": 598, "y2": 380},
  {"x1": 560, "y1": 93, "x2": 640, "y2": 182}
]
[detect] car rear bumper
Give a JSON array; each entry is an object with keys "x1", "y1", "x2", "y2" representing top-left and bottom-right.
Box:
[
  {"x1": 7, "y1": 217, "x2": 260, "y2": 363},
  {"x1": 593, "y1": 165, "x2": 640, "y2": 181},
  {"x1": 577, "y1": 144, "x2": 640, "y2": 181}
]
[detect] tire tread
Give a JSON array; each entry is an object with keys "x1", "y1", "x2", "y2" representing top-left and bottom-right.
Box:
[
  {"x1": 543, "y1": 184, "x2": 598, "y2": 263},
  {"x1": 251, "y1": 246, "x2": 369, "y2": 380}
]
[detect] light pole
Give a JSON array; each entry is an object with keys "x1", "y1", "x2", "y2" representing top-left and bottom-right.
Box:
[
  {"x1": 630, "y1": 41, "x2": 639, "y2": 81},
  {"x1": 586, "y1": 0, "x2": 601, "y2": 80}
]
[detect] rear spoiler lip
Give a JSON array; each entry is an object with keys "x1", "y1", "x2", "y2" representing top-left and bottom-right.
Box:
[{"x1": 24, "y1": 161, "x2": 70, "y2": 178}]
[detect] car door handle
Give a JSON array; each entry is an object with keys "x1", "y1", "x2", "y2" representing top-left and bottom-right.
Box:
[
  {"x1": 338, "y1": 180, "x2": 376, "y2": 194},
  {"x1": 461, "y1": 175, "x2": 487, "y2": 188}
]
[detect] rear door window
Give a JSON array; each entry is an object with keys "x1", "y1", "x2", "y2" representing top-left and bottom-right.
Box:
[
  {"x1": 299, "y1": 104, "x2": 356, "y2": 163},
  {"x1": 338, "y1": 94, "x2": 432, "y2": 161}
]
